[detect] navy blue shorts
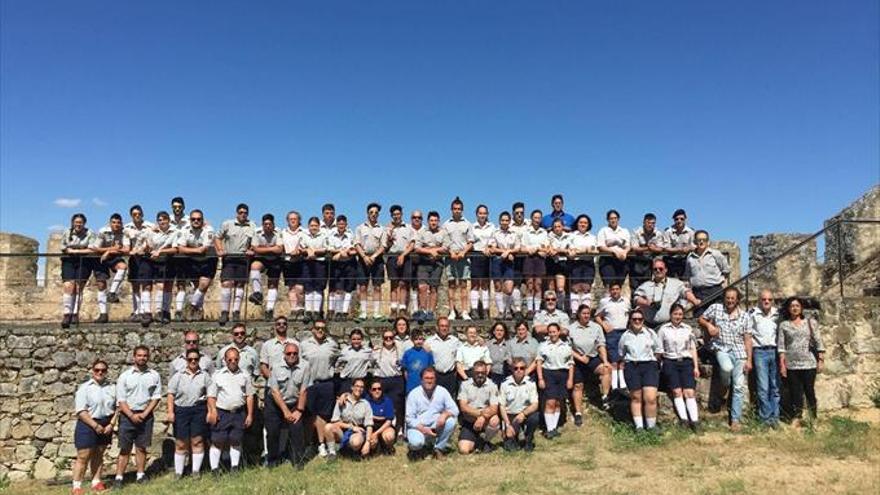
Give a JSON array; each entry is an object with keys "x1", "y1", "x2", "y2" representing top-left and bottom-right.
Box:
[
  {"x1": 302, "y1": 259, "x2": 327, "y2": 292},
  {"x1": 61, "y1": 256, "x2": 95, "y2": 282},
  {"x1": 541, "y1": 368, "x2": 569, "y2": 400},
  {"x1": 417, "y1": 260, "x2": 443, "y2": 288},
  {"x1": 662, "y1": 358, "x2": 696, "y2": 390},
  {"x1": 469, "y1": 254, "x2": 491, "y2": 280},
  {"x1": 140, "y1": 259, "x2": 172, "y2": 282},
  {"x1": 385, "y1": 255, "x2": 413, "y2": 284},
  {"x1": 183, "y1": 258, "x2": 218, "y2": 281},
  {"x1": 491, "y1": 258, "x2": 515, "y2": 281},
  {"x1": 94, "y1": 257, "x2": 126, "y2": 281},
  {"x1": 624, "y1": 361, "x2": 660, "y2": 391},
  {"x1": 546, "y1": 258, "x2": 567, "y2": 277},
  {"x1": 458, "y1": 420, "x2": 482, "y2": 443},
  {"x1": 598, "y1": 257, "x2": 628, "y2": 286},
  {"x1": 341, "y1": 428, "x2": 356, "y2": 449},
  {"x1": 282, "y1": 260, "x2": 303, "y2": 286},
  {"x1": 574, "y1": 356, "x2": 602, "y2": 384},
  {"x1": 126, "y1": 256, "x2": 146, "y2": 283},
  {"x1": 173, "y1": 403, "x2": 208, "y2": 440},
  {"x1": 330, "y1": 259, "x2": 358, "y2": 292},
  {"x1": 522, "y1": 255, "x2": 546, "y2": 278},
  {"x1": 212, "y1": 408, "x2": 246, "y2": 444},
  {"x1": 568, "y1": 259, "x2": 596, "y2": 286},
  {"x1": 220, "y1": 257, "x2": 249, "y2": 283},
  {"x1": 74, "y1": 416, "x2": 113, "y2": 449},
  {"x1": 357, "y1": 258, "x2": 385, "y2": 286},
  {"x1": 306, "y1": 380, "x2": 336, "y2": 421},
  {"x1": 604, "y1": 329, "x2": 626, "y2": 362},
  {"x1": 253, "y1": 257, "x2": 282, "y2": 279},
  {"x1": 118, "y1": 413, "x2": 154, "y2": 451}
]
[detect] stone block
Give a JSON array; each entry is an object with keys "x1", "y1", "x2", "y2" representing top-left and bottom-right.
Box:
[
  {"x1": 13, "y1": 444, "x2": 37, "y2": 463},
  {"x1": 0, "y1": 418, "x2": 10, "y2": 440},
  {"x1": 52, "y1": 351, "x2": 75, "y2": 369},
  {"x1": 33, "y1": 456, "x2": 56, "y2": 480},
  {"x1": 33, "y1": 423, "x2": 57, "y2": 441},
  {"x1": 10, "y1": 421, "x2": 32, "y2": 440}
]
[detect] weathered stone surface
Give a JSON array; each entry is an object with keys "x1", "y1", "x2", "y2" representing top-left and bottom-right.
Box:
[
  {"x1": 52, "y1": 351, "x2": 75, "y2": 369},
  {"x1": 0, "y1": 417, "x2": 10, "y2": 440},
  {"x1": 13, "y1": 444, "x2": 37, "y2": 463},
  {"x1": 33, "y1": 456, "x2": 57, "y2": 480},
  {"x1": 33, "y1": 423, "x2": 57, "y2": 441},
  {"x1": 10, "y1": 421, "x2": 32, "y2": 440}
]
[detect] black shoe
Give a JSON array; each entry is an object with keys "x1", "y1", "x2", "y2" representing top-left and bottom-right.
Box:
[
  {"x1": 503, "y1": 438, "x2": 518, "y2": 452},
  {"x1": 175, "y1": 311, "x2": 184, "y2": 322},
  {"x1": 469, "y1": 310, "x2": 480, "y2": 321},
  {"x1": 107, "y1": 292, "x2": 120, "y2": 303},
  {"x1": 128, "y1": 312, "x2": 140, "y2": 323},
  {"x1": 574, "y1": 414, "x2": 584, "y2": 427},
  {"x1": 161, "y1": 311, "x2": 171, "y2": 325},
  {"x1": 140, "y1": 312, "x2": 152, "y2": 328},
  {"x1": 218, "y1": 311, "x2": 229, "y2": 326},
  {"x1": 264, "y1": 309, "x2": 274, "y2": 322},
  {"x1": 232, "y1": 311, "x2": 241, "y2": 322},
  {"x1": 690, "y1": 421, "x2": 702, "y2": 434},
  {"x1": 480, "y1": 442, "x2": 495, "y2": 454},
  {"x1": 112, "y1": 478, "x2": 123, "y2": 490},
  {"x1": 95, "y1": 313, "x2": 109, "y2": 324},
  {"x1": 523, "y1": 441, "x2": 535, "y2": 452},
  {"x1": 526, "y1": 310, "x2": 535, "y2": 320},
  {"x1": 61, "y1": 314, "x2": 71, "y2": 329},
  {"x1": 248, "y1": 292, "x2": 264, "y2": 305},
  {"x1": 71, "y1": 314, "x2": 79, "y2": 325}
]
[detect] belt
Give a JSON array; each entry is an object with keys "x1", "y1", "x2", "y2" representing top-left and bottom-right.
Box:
[
  {"x1": 754, "y1": 346, "x2": 776, "y2": 350},
  {"x1": 218, "y1": 406, "x2": 245, "y2": 413},
  {"x1": 664, "y1": 357, "x2": 693, "y2": 362}
]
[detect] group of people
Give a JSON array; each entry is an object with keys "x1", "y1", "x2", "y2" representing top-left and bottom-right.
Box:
[
  {"x1": 58, "y1": 194, "x2": 732, "y2": 328},
  {"x1": 70, "y1": 287, "x2": 825, "y2": 492}
]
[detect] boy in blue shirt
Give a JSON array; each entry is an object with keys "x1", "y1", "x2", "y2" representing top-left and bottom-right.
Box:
[{"x1": 401, "y1": 330, "x2": 434, "y2": 394}]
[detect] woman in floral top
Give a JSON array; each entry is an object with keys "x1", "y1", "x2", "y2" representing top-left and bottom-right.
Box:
[{"x1": 778, "y1": 297, "x2": 825, "y2": 425}]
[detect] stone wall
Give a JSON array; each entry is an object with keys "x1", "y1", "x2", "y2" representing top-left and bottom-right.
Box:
[
  {"x1": 824, "y1": 184, "x2": 880, "y2": 290},
  {"x1": 747, "y1": 233, "x2": 821, "y2": 301}
]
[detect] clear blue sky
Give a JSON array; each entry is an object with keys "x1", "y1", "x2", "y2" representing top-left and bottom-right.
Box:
[{"x1": 2, "y1": 1, "x2": 878, "y2": 269}]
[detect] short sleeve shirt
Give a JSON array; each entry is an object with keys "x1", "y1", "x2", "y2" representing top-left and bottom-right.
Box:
[
  {"x1": 499, "y1": 376, "x2": 538, "y2": 414},
  {"x1": 631, "y1": 227, "x2": 668, "y2": 250},
  {"x1": 217, "y1": 219, "x2": 257, "y2": 254},
  {"x1": 332, "y1": 397, "x2": 373, "y2": 427},
  {"x1": 508, "y1": 336, "x2": 539, "y2": 366},
  {"x1": 472, "y1": 222, "x2": 496, "y2": 253},
  {"x1": 597, "y1": 296, "x2": 630, "y2": 330},
  {"x1": 455, "y1": 343, "x2": 492, "y2": 370},
  {"x1": 268, "y1": 360, "x2": 311, "y2": 404},
  {"x1": 176, "y1": 225, "x2": 216, "y2": 261},
  {"x1": 116, "y1": 367, "x2": 162, "y2": 410},
  {"x1": 372, "y1": 346, "x2": 402, "y2": 378},
  {"x1": 167, "y1": 369, "x2": 211, "y2": 407},
  {"x1": 489, "y1": 229, "x2": 520, "y2": 252},
  {"x1": 457, "y1": 378, "x2": 499, "y2": 409},
  {"x1": 685, "y1": 249, "x2": 730, "y2": 288},
  {"x1": 537, "y1": 340, "x2": 573, "y2": 370},
  {"x1": 61, "y1": 228, "x2": 96, "y2": 251},
  {"x1": 354, "y1": 222, "x2": 388, "y2": 255},
  {"x1": 338, "y1": 345, "x2": 374, "y2": 379},
  {"x1": 486, "y1": 339, "x2": 510, "y2": 375},
  {"x1": 657, "y1": 322, "x2": 697, "y2": 360},
  {"x1": 442, "y1": 218, "x2": 475, "y2": 252},
  {"x1": 75, "y1": 379, "x2": 116, "y2": 418},
  {"x1": 665, "y1": 226, "x2": 696, "y2": 251},
  {"x1": 208, "y1": 368, "x2": 255, "y2": 410},
  {"x1": 416, "y1": 228, "x2": 449, "y2": 250},
  {"x1": 633, "y1": 277, "x2": 689, "y2": 324},
  {"x1": 300, "y1": 336, "x2": 339, "y2": 382},
  {"x1": 425, "y1": 334, "x2": 461, "y2": 373},
  {"x1": 597, "y1": 226, "x2": 630, "y2": 249},
  {"x1": 618, "y1": 328, "x2": 661, "y2": 362},
  {"x1": 300, "y1": 232, "x2": 329, "y2": 261},
  {"x1": 386, "y1": 223, "x2": 415, "y2": 254},
  {"x1": 280, "y1": 226, "x2": 305, "y2": 261},
  {"x1": 567, "y1": 321, "x2": 606, "y2": 358},
  {"x1": 520, "y1": 226, "x2": 548, "y2": 250},
  {"x1": 568, "y1": 231, "x2": 597, "y2": 259},
  {"x1": 702, "y1": 303, "x2": 750, "y2": 359},
  {"x1": 91, "y1": 227, "x2": 130, "y2": 250}
]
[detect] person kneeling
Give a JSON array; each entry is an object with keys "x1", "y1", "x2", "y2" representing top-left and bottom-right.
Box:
[
  {"x1": 457, "y1": 361, "x2": 501, "y2": 454},
  {"x1": 500, "y1": 357, "x2": 540, "y2": 451},
  {"x1": 324, "y1": 378, "x2": 374, "y2": 460},
  {"x1": 405, "y1": 367, "x2": 459, "y2": 460}
]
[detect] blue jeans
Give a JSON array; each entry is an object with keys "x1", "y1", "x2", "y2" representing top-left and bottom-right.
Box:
[
  {"x1": 715, "y1": 350, "x2": 746, "y2": 422},
  {"x1": 752, "y1": 348, "x2": 780, "y2": 423},
  {"x1": 406, "y1": 419, "x2": 457, "y2": 452}
]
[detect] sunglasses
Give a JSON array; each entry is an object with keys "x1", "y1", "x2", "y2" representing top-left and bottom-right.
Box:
[
  {"x1": 653, "y1": 267, "x2": 666, "y2": 272},
  {"x1": 185, "y1": 340, "x2": 199, "y2": 344},
  {"x1": 513, "y1": 366, "x2": 526, "y2": 371},
  {"x1": 186, "y1": 357, "x2": 200, "y2": 362},
  {"x1": 275, "y1": 322, "x2": 288, "y2": 327},
  {"x1": 631, "y1": 318, "x2": 644, "y2": 322},
  {"x1": 233, "y1": 331, "x2": 246, "y2": 336},
  {"x1": 93, "y1": 368, "x2": 108, "y2": 373},
  {"x1": 411, "y1": 216, "x2": 422, "y2": 220},
  {"x1": 695, "y1": 238, "x2": 708, "y2": 243},
  {"x1": 370, "y1": 387, "x2": 382, "y2": 392},
  {"x1": 284, "y1": 352, "x2": 298, "y2": 356},
  {"x1": 314, "y1": 327, "x2": 326, "y2": 331},
  {"x1": 545, "y1": 298, "x2": 556, "y2": 302},
  {"x1": 190, "y1": 218, "x2": 203, "y2": 222},
  {"x1": 383, "y1": 336, "x2": 394, "y2": 340}
]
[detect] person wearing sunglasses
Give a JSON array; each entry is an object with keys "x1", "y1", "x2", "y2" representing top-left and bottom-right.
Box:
[
  {"x1": 301, "y1": 320, "x2": 340, "y2": 458},
  {"x1": 207, "y1": 347, "x2": 255, "y2": 473},
  {"x1": 663, "y1": 209, "x2": 695, "y2": 279},
  {"x1": 414, "y1": 211, "x2": 449, "y2": 321},
  {"x1": 595, "y1": 281, "x2": 630, "y2": 391},
  {"x1": 60, "y1": 213, "x2": 95, "y2": 329},
  {"x1": 214, "y1": 203, "x2": 258, "y2": 326},
  {"x1": 175, "y1": 209, "x2": 217, "y2": 322},
  {"x1": 685, "y1": 229, "x2": 731, "y2": 317},
  {"x1": 246, "y1": 213, "x2": 284, "y2": 321},
  {"x1": 218, "y1": 324, "x2": 260, "y2": 377},
  {"x1": 366, "y1": 380, "x2": 397, "y2": 454},
  {"x1": 166, "y1": 349, "x2": 211, "y2": 480},
  {"x1": 72, "y1": 359, "x2": 116, "y2": 494},
  {"x1": 569, "y1": 303, "x2": 611, "y2": 425},
  {"x1": 533, "y1": 290, "x2": 571, "y2": 340},
  {"x1": 169, "y1": 330, "x2": 215, "y2": 376},
  {"x1": 372, "y1": 330, "x2": 405, "y2": 438},
  {"x1": 90, "y1": 213, "x2": 131, "y2": 324},
  {"x1": 535, "y1": 323, "x2": 573, "y2": 439},
  {"x1": 168, "y1": 197, "x2": 190, "y2": 321},
  {"x1": 456, "y1": 360, "x2": 501, "y2": 454},
  {"x1": 658, "y1": 303, "x2": 701, "y2": 432},
  {"x1": 509, "y1": 202, "x2": 529, "y2": 318},
  {"x1": 499, "y1": 357, "x2": 540, "y2": 452},
  {"x1": 633, "y1": 258, "x2": 699, "y2": 328},
  {"x1": 113, "y1": 346, "x2": 161, "y2": 488},
  {"x1": 266, "y1": 342, "x2": 310, "y2": 469},
  {"x1": 617, "y1": 309, "x2": 662, "y2": 432},
  {"x1": 325, "y1": 378, "x2": 374, "y2": 460},
  {"x1": 628, "y1": 213, "x2": 668, "y2": 290},
  {"x1": 384, "y1": 205, "x2": 416, "y2": 318}
]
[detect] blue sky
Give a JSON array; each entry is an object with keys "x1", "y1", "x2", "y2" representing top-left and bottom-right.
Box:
[{"x1": 1, "y1": 1, "x2": 878, "y2": 269}]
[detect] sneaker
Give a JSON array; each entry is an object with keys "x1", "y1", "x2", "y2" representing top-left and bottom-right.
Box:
[
  {"x1": 480, "y1": 442, "x2": 495, "y2": 454},
  {"x1": 425, "y1": 311, "x2": 435, "y2": 321},
  {"x1": 135, "y1": 476, "x2": 147, "y2": 484},
  {"x1": 71, "y1": 314, "x2": 79, "y2": 325},
  {"x1": 128, "y1": 312, "x2": 140, "y2": 323},
  {"x1": 372, "y1": 313, "x2": 384, "y2": 321},
  {"x1": 91, "y1": 481, "x2": 108, "y2": 492},
  {"x1": 326, "y1": 450, "x2": 337, "y2": 462},
  {"x1": 468, "y1": 310, "x2": 479, "y2": 321},
  {"x1": 318, "y1": 444, "x2": 328, "y2": 458},
  {"x1": 304, "y1": 311, "x2": 314, "y2": 323},
  {"x1": 462, "y1": 311, "x2": 472, "y2": 321},
  {"x1": 690, "y1": 421, "x2": 702, "y2": 434},
  {"x1": 502, "y1": 438, "x2": 518, "y2": 452},
  {"x1": 218, "y1": 311, "x2": 229, "y2": 326},
  {"x1": 72, "y1": 488, "x2": 85, "y2": 495},
  {"x1": 356, "y1": 311, "x2": 367, "y2": 322},
  {"x1": 264, "y1": 309, "x2": 274, "y2": 322},
  {"x1": 412, "y1": 310, "x2": 424, "y2": 320},
  {"x1": 248, "y1": 292, "x2": 264, "y2": 305},
  {"x1": 106, "y1": 292, "x2": 120, "y2": 304},
  {"x1": 140, "y1": 312, "x2": 152, "y2": 328},
  {"x1": 95, "y1": 313, "x2": 109, "y2": 324},
  {"x1": 232, "y1": 311, "x2": 241, "y2": 322},
  {"x1": 448, "y1": 310, "x2": 457, "y2": 321},
  {"x1": 432, "y1": 449, "x2": 446, "y2": 460},
  {"x1": 161, "y1": 311, "x2": 171, "y2": 325},
  {"x1": 112, "y1": 479, "x2": 123, "y2": 490},
  {"x1": 175, "y1": 311, "x2": 184, "y2": 322},
  {"x1": 526, "y1": 310, "x2": 535, "y2": 320},
  {"x1": 574, "y1": 414, "x2": 584, "y2": 427},
  {"x1": 61, "y1": 314, "x2": 72, "y2": 329},
  {"x1": 523, "y1": 441, "x2": 535, "y2": 452},
  {"x1": 294, "y1": 309, "x2": 305, "y2": 321}
]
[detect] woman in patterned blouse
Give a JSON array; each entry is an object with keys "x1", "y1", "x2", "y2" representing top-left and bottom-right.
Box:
[{"x1": 778, "y1": 297, "x2": 825, "y2": 425}]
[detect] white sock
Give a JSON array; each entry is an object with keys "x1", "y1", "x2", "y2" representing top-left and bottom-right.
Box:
[
  {"x1": 618, "y1": 369, "x2": 627, "y2": 389},
  {"x1": 109, "y1": 269, "x2": 125, "y2": 294},
  {"x1": 526, "y1": 296, "x2": 534, "y2": 312},
  {"x1": 267, "y1": 288, "x2": 278, "y2": 311},
  {"x1": 72, "y1": 481, "x2": 82, "y2": 489},
  {"x1": 469, "y1": 290, "x2": 480, "y2": 311},
  {"x1": 373, "y1": 298, "x2": 381, "y2": 316},
  {"x1": 504, "y1": 294, "x2": 513, "y2": 313},
  {"x1": 191, "y1": 452, "x2": 204, "y2": 473},
  {"x1": 160, "y1": 291, "x2": 171, "y2": 312},
  {"x1": 359, "y1": 299, "x2": 368, "y2": 315},
  {"x1": 220, "y1": 288, "x2": 231, "y2": 312},
  {"x1": 557, "y1": 291, "x2": 565, "y2": 309},
  {"x1": 481, "y1": 290, "x2": 490, "y2": 312},
  {"x1": 495, "y1": 292, "x2": 505, "y2": 314},
  {"x1": 633, "y1": 416, "x2": 644, "y2": 429},
  {"x1": 97, "y1": 290, "x2": 108, "y2": 314},
  {"x1": 229, "y1": 446, "x2": 241, "y2": 467},
  {"x1": 571, "y1": 293, "x2": 581, "y2": 314},
  {"x1": 233, "y1": 288, "x2": 244, "y2": 312},
  {"x1": 91, "y1": 478, "x2": 101, "y2": 487},
  {"x1": 114, "y1": 475, "x2": 123, "y2": 481},
  {"x1": 673, "y1": 397, "x2": 688, "y2": 421},
  {"x1": 131, "y1": 290, "x2": 140, "y2": 314},
  {"x1": 686, "y1": 397, "x2": 700, "y2": 422},
  {"x1": 73, "y1": 292, "x2": 81, "y2": 314},
  {"x1": 328, "y1": 293, "x2": 339, "y2": 313},
  {"x1": 250, "y1": 270, "x2": 263, "y2": 294},
  {"x1": 512, "y1": 288, "x2": 522, "y2": 311},
  {"x1": 316, "y1": 292, "x2": 324, "y2": 313},
  {"x1": 174, "y1": 452, "x2": 186, "y2": 475},
  {"x1": 191, "y1": 289, "x2": 204, "y2": 308},
  {"x1": 209, "y1": 446, "x2": 222, "y2": 470},
  {"x1": 544, "y1": 411, "x2": 560, "y2": 431},
  {"x1": 410, "y1": 289, "x2": 418, "y2": 312},
  {"x1": 176, "y1": 290, "x2": 186, "y2": 312},
  {"x1": 646, "y1": 417, "x2": 657, "y2": 428},
  {"x1": 140, "y1": 290, "x2": 151, "y2": 314},
  {"x1": 63, "y1": 294, "x2": 73, "y2": 315},
  {"x1": 343, "y1": 293, "x2": 352, "y2": 313},
  {"x1": 611, "y1": 369, "x2": 619, "y2": 389},
  {"x1": 136, "y1": 472, "x2": 145, "y2": 481}
]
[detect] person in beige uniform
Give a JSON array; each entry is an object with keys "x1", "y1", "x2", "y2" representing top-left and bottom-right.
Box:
[
  {"x1": 443, "y1": 197, "x2": 475, "y2": 320},
  {"x1": 247, "y1": 213, "x2": 284, "y2": 321},
  {"x1": 214, "y1": 204, "x2": 257, "y2": 326},
  {"x1": 386, "y1": 205, "x2": 416, "y2": 317},
  {"x1": 355, "y1": 203, "x2": 388, "y2": 320},
  {"x1": 176, "y1": 210, "x2": 217, "y2": 322},
  {"x1": 207, "y1": 347, "x2": 255, "y2": 472}
]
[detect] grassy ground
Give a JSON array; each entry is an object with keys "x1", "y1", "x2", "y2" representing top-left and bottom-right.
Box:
[{"x1": 5, "y1": 409, "x2": 879, "y2": 495}]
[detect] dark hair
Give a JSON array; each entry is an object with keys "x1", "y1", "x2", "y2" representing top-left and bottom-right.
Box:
[
  {"x1": 451, "y1": 196, "x2": 464, "y2": 208},
  {"x1": 781, "y1": 296, "x2": 809, "y2": 320},
  {"x1": 694, "y1": 229, "x2": 709, "y2": 239},
  {"x1": 428, "y1": 211, "x2": 440, "y2": 220},
  {"x1": 390, "y1": 204, "x2": 402, "y2": 214},
  {"x1": 171, "y1": 197, "x2": 185, "y2": 207},
  {"x1": 69, "y1": 213, "x2": 87, "y2": 240},
  {"x1": 411, "y1": 329, "x2": 424, "y2": 340},
  {"x1": 551, "y1": 218, "x2": 564, "y2": 228},
  {"x1": 133, "y1": 345, "x2": 150, "y2": 355},
  {"x1": 274, "y1": 315, "x2": 288, "y2": 323},
  {"x1": 551, "y1": 194, "x2": 564, "y2": 204},
  {"x1": 420, "y1": 366, "x2": 437, "y2": 378},
  {"x1": 393, "y1": 316, "x2": 410, "y2": 335},
  {"x1": 575, "y1": 214, "x2": 592, "y2": 232},
  {"x1": 499, "y1": 211, "x2": 511, "y2": 221},
  {"x1": 577, "y1": 304, "x2": 591, "y2": 316},
  {"x1": 367, "y1": 202, "x2": 381, "y2": 212},
  {"x1": 473, "y1": 360, "x2": 488, "y2": 369},
  {"x1": 231, "y1": 323, "x2": 246, "y2": 333},
  {"x1": 606, "y1": 209, "x2": 620, "y2": 220},
  {"x1": 672, "y1": 209, "x2": 687, "y2": 219},
  {"x1": 236, "y1": 203, "x2": 249, "y2": 213},
  {"x1": 156, "y1": 211, "x2": 170, "y2": 221},
  {"x1": 669, "y1": 303, "x2": 685, "y2": 315},
  {"x1": 547, "y1": 322, "x2": 561, "y2": 333},
  {"x1": 491, "y1": 321, "x2": 509, "y2": 339},
  {"x1": 530, "y1": 209, "x2": 543, "y2": 218},
  {"x1": 514, "y1": 319, "x2": 529, "y2": 332},
  {"x1": 644, "y1": 213, "x2": 656, "y2": 222},
  {"x1": 724, "y1": 286, "x2": 741, "y2": 301},
  {"x1": 337, "y1": 214, "x2": 348, "y2": 223},
  {"x1": 262, "y1": 213, "x2": 275, "y2": 223},
  {"x1": 629, "y1": 309, "x2": 645, "y2": 325},
  {"x1": 322, "y1": 203, "x2": 335, "y2": 213},
  {"x1": 312, "y1": 318, "x2": 327, "y2": 328},
  {"x1": 91, "y1": 358, "x2": 108, "y2": 369},
  {"x1": 512, "y1": 202, "x2": 525, "y2": 212},
  {"x1": 129, "y1": 204, "x2": 143, "y2": 215},
  {"x1": 308, "y1": 216, "x2": 320, "y2": 225},
  {"x1": 190, "y1": 209, "x2": 204, "y2": 217},
  {"x1": 109, "y1": 213, "x2": 123, "y2": 222},
  {"x1": 609, "y1": 280, "x2": 622, "y2": 289},
  {"x1": 349, "y1": 328, "x2": 364, "y2": 339},
  {"x1": 185, "y1": 348, "x2": 201, "y2": 359},
  {"x1": 475, "y1": 204, "x2": 488, "y2": 214}
]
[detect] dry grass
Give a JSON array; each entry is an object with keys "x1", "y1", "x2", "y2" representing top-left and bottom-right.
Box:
[{"x1": 6, "y1": 409, "x2": 880, "y2": 495}]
